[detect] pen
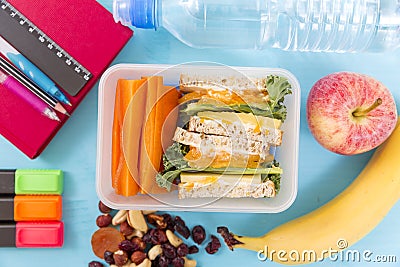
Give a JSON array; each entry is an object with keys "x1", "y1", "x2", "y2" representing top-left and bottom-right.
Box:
[
  {"x1": 0, "y1": 36, "x2": 72, "y2": 106},
  {"x1": 0, "y1": 56, "x2": 70, "y2": 116},
  {"x1": 0, "y1": 195, "x2": 62, "y2": 221},
  {"x1": 0, "y1": 221, "x2": 64, "y2": 248},
  {"x1": 0, "y1": 69, "x2": 60, "y2": 121}
]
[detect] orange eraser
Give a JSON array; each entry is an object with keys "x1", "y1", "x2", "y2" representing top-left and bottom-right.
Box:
[{"x1": 14, "y1": 195, "x2": 62, "y2": 221}]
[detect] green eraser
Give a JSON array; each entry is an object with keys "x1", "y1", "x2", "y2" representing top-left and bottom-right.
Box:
[{"x1": 15, "y1": 170, "x2": 64, "y2": 195}]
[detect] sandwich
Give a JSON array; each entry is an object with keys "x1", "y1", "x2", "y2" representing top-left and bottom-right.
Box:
[{"x1": 156, "y1": 73, "x2": 292, "y2": 198}]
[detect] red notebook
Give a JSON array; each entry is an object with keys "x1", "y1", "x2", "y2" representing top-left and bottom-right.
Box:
[{"x1": 0, "y1": 0, "x2": 132, "y2": 158}]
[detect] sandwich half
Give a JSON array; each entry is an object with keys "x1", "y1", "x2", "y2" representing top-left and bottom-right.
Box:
[
  {"x1": 156, "y1": 74, "x2": 292, "y2": 198},
  {"x1": 178, "y1": 172, "x2": 276, "y2": 199}
]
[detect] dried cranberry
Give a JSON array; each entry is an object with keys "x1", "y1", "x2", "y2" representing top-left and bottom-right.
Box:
[
  {"x1": 173, "y1": 216, "x2": 190, "y2": 238},
  {"x1": 143, "y1": 232, "x2": 152, "y2": 244},
  {"x1": 118, "y1": 240, "x2": 136, "y2": 255},
  {"x1": 217, "y1": 226, "x2": 243, "y2": 250},
  {"x1": 175, "y1": 224, "x2": 190, "y2": 239},
  {"x1": 174, "y1": 216, "x2": 186, "y2": 226},
  {"x1": 157, "y1": 255, "x2": 170, "y2": 267},
  {"x1": 131, "y1": 237, "x2": 146, "y2": 251},
  {"x1": 166, "y1": 222, "x2": 175, "y2": 232},
  {"x1": 162, "y1": 213, "x2": 175, "y2": 231},
  {"x1": 161, "y1": 213, "x2": 172, "y2": 222},
  {"x1": 161, "y1": 243, "x2": 177, "y2": 259},
  {"x1": 171, "y1": 257, "x2": 185, "y2": 267},
  {"x1": 151, "y1": 257, "x2": 160, "y2": 267},
  {"x1": 149, "y1": 228, "x2": 168, "y2": 244},
  {"x1": 205, "y1": 235, "x2": 221, "y2": 254},
  {"x1": 188, "y1": 245, "x2": 199, "y2": 254},
  {"x1": 176, "y1": 243, "x2": 189, "y2": 257},
  {"x1": 191, "y1": 225, "x2": 206, "y2": 245},
  {"x1": 104, "y1": 250, "x2": 115, "y2": 265},
  {"x1": 88, "y1": 261, "x2": 103, "y2": 267}
]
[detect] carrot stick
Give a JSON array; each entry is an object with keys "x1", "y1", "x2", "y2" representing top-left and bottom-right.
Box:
[
  {"x1": 112, "y1": 78, "x2": 146, "y2": 196},
  {"x1": 139, "y1": 76, "x2": 162, "y2": 194},
  {"x1": 113, "y1": 77, "x2": 179, "y2": 195},
  {"x1": 140, "y1": 78, "x2": 180, "y2": 194},
  {"x1": 157, "y1": 85, "x2": 180, "y2": 160}
]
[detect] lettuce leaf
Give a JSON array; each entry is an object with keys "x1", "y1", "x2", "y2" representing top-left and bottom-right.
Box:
[
  {"x1": 264, "y1": 75, "x2": 292, "y2": 122},
  {"x1": 156, "y1": 142, "x2": 189, "y2": 191},
  {"x1": 156, "y1": 169, "x2": 182, "y2": 191},
  {"x1": 261, "y1": 160, "x2": 282, "y2": 193},
  {"x1": 182, "y1": 103, "x2": 271, "y2": 117}
]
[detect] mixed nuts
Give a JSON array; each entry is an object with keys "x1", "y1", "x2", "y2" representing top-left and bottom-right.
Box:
[{"x1": 89, "y1": 201, "x2": 225, "y2": 267}]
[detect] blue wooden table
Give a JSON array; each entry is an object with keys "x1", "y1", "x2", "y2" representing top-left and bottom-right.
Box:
[{"x1": 1, "y1": 1, "x2": 399, "y2": 266}]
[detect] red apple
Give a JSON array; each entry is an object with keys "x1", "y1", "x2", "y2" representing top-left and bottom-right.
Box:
[{"x1": 306, "y1": 72, "x2": 397, "y2": 155}]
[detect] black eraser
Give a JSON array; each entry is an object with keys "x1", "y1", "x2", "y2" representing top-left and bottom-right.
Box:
[
  {"x1": 0, "y1": 169, "x2": 15, "y2": 194},
  {"x1": 0, "y1": 197, "x2": 14, "y2": 221},
  {"x1": 0, "y1": 223, "x2": 16, "y2": 247}
]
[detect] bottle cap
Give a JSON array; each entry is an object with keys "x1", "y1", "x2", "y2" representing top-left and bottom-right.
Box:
[{"x1": 113, "y1": 0, "x2": 156, "y2": 29}]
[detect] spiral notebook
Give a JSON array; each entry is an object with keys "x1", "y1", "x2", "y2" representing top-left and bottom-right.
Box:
[{"x1": 0, "y1": 0, "x2": 133, "y2": 158}]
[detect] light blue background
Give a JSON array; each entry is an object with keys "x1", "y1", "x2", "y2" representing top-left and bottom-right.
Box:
[{"x1": 1, "y1": 1, "x2": 399, "y2": 266}]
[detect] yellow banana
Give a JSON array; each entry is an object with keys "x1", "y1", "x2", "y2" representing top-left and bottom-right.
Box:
[{"x1": 231, "y1": 121, "x2": 400, "y2": 265}]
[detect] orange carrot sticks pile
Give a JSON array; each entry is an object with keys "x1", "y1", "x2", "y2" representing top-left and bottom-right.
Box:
[{"x1": 112, "y1": 77, "x2": 179, "y2": 196}]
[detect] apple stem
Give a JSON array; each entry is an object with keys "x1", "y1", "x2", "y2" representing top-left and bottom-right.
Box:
[{"x1": 352, "y1": 98, "x2": 382, "y2": 117}]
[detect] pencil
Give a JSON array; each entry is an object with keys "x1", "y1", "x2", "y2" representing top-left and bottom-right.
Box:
[{"x1": 0, "y1": 56, "x2": 69, "y2": 116}]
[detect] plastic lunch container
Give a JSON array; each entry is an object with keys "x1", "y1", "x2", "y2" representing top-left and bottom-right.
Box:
[{"x1": 96, "y1": 63, "x2": 300, "y2": 213}]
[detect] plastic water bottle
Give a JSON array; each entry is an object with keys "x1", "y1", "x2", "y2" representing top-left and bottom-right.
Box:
[{"x1": 113, "y1": 0, "x2": 400, "y2": 52}]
